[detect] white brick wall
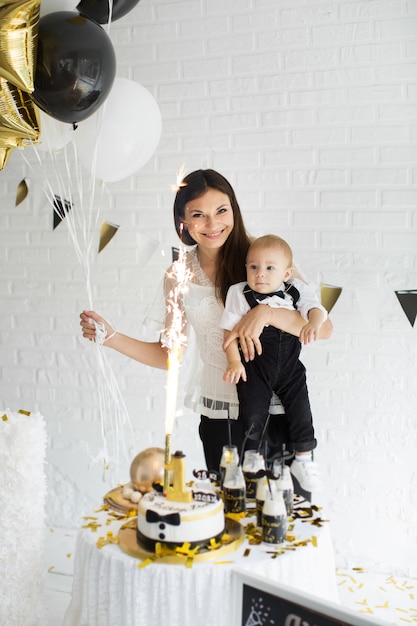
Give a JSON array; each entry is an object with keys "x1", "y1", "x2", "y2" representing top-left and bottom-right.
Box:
[{"x1": 1, "y1": 0, "x2": 417, "y2": 575}]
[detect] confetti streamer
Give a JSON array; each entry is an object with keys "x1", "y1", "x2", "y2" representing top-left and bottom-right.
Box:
[{"x1": 21, "y1": 122, "x2": 136, "y2": 487}]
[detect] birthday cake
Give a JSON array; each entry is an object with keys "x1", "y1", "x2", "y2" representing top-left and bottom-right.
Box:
[
  {"x1": 136, "y1": 450, "x2": 225, "y2": 550},
  {"x1": 137, "y1": 489, "x2": 225, "y2": 550}
]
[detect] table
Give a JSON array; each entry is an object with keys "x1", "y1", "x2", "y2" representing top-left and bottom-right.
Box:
[{"x1": 63, "y1": 498, "x2": 339, "y2": 626}]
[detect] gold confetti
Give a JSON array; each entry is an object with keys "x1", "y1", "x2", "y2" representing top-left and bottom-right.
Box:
[
  {"x1": 243, "y1": 548, "x2": 251, "y2": 557},
  {"x1": 1, "y1": 414, "x2": 8, "y2": 421},
  {"x1": 95, "y1": 504, "x2": 109, "y2": 513},
  {"x1": 47, "y1": 566, "x2": 54, "y2": 572},
  {"x1": 18, "y1": 409, "x2": 31, "y2": 416},
  {"x1": 66, "y1": 553, "x2": 72, "y2": 558},
  {"x1": 138, "y1": 558, "x2": 155, "y2": 569},
  {"x1": 376, "y1": 601, "x2": 389, "y2": 609},
  {"x1": 82, "y1": 521, "x2": 101, "y2": 532},
  {"x1": 96, "y1": 531, "x2": 118, "y2": 549},
  {"x1": 311, "y1": 535, "x2": 318, "y2": 547}
]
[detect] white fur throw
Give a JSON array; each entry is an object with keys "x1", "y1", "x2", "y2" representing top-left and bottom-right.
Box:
[{"x1": 0, "y1": 409, "x2": 47, "y2": 625}]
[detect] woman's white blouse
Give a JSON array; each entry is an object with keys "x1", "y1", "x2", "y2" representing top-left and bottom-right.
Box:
[{"x1": 181, "y1": 248, "x2": 239, "y2": 420}]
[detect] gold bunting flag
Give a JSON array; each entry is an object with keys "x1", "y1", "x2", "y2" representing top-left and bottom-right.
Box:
[
  {"x1": 15, "y1": 178, "x2": 29, "y2": 205},
  {"x1": 320, "y1": 283, "x2": 342, "y2": 313},
  {"x1": 99, "y1": 221, "x2": 119, "y2": 253}
]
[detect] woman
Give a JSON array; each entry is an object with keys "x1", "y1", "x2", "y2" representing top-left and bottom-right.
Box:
[{"x1": 80, "y1": 169, "x2": 332, "y2": 472}]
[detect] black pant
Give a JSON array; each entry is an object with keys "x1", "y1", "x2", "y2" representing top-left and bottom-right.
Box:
[
  {"x1": 199, "y1": 415, "x2": 244, "y2": 474},
  {"x1": 237, "y1": 327, "x2": 317, "y2": 454}
]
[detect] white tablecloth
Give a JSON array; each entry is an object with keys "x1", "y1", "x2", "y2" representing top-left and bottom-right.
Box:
[{"x1": 63, "y1": 500, "x2": 339, "y2": 626}]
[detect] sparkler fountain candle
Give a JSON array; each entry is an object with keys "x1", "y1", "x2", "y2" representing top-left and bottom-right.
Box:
[{"x1": 162, "y1": 226, "x2": 192, "y2": 494}]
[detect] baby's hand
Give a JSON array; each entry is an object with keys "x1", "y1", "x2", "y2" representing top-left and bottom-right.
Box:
[
  {"x1": 299, "y1": 321, "x2": 322, "y2": 345},
  {"x1": 223, "y1": 360, "x2": 247, "y2": 384}
]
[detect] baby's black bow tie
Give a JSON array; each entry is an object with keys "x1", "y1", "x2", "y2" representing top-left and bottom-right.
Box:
[{"x1": 244, "y1": 287, "x2": 285, "y2": 301}]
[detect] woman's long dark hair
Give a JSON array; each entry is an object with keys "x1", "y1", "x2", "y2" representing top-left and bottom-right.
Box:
[{"x1": 173, "y1": 169, "x2": 251, "y2": 303}]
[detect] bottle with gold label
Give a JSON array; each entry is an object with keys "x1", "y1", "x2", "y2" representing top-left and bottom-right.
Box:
[
  {"x1": 262, "y1": 488, "x2": 287, "y2": 544},
  {"x1": 255, "y1": 474, "x2": 268, "y2": 528},
  {"x1": 223, "y1": 462, "x2": 246, "y2": 514},
  {"x1": 274, "y1": 464, "x2": 294, "y2": 517},
  {"x1": 242, "y1": 450, "x2": 265, "y2": 503},
  {"x1": 219, "y1": 445, "x2": 239, "y2": 489}
]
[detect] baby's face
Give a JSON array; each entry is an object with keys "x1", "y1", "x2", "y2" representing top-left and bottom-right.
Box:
[{"x1": 246, "y1": 246, "x2": 292, "y2": 294}]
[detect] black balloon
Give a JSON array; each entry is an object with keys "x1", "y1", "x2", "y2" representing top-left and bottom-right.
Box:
[
  {"x1": 77, "y1": 0, "x2": 141, "y2": 24},
  {"x1": 32, "y1": 12, "x2": 116, "y2": 124}
]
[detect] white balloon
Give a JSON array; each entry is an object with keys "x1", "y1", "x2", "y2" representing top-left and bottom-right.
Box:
[
  {"x1": 37, "y1": 109, "x2": 74, "y2": 152},
  {"x1": 74, "y1": 78, "x2": 162, "y2": 183},
  {"x1": 40, "y1": 0, "x2": 79, "y2": 17}
]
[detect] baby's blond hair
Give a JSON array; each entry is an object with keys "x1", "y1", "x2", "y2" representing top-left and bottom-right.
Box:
[{"x1": 248, "y1": 234, "x2": 293, "y2": 267}]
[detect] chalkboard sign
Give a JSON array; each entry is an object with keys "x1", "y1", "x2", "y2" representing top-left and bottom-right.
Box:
[{"x1": 233, "y1": 569, "x2": 381, "y2": 626}]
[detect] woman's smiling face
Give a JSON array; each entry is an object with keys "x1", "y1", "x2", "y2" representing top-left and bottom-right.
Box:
[{"x1": 182, "y1": 188, "x2": 234, "y2": 250}]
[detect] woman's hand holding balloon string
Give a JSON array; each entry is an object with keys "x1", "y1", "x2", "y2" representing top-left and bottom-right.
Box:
[
  {"x1": 80, "y1": 310, "x2": 169, "y2": 369},
  {"x1": 80, "y1": 310, "x2": 115, "y2": 344}
]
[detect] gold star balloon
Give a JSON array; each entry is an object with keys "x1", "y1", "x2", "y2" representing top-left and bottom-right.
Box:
[
  {"x1": 0, "y1": 77, "x2": 40, "y2": 141},
  {"x1": 0, "y1": 135, "x2": 18, "y2": 168},
  {"x1": 0, "y1": 0, "x2": 40, "y2": 93}
]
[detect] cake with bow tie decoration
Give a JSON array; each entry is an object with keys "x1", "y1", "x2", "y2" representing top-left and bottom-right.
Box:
[{"x1": 136, "y1": 450, "x2": 225, "y2": 550}]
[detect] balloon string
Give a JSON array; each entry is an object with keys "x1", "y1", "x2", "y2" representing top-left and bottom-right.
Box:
[
  {"x1": 105, "y1": 0, "x2": 114, "y2": 33},
  {"x1": 24, "y1": 133, "x2": 136, "y2": 484}
]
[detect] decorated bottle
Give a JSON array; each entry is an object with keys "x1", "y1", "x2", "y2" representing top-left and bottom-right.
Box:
[
  {"x1": 255, "y1": 475, "x2": 268, "y2": 528},
  {"x1": 274, "y1": 464, "x2": 294, "y2": 517},
  {"x1": 262, "y1": 488, "x2": 287, "y2": 545},
  {"x1": 223, "y1": 463, "x2": 246, "y2": 515},
  {"x1": 219, "y1": 445, "x2": 239, "y2": 489},
  {"x1": 242, "y1": 450, "x2": 265, "y2": 503}
]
